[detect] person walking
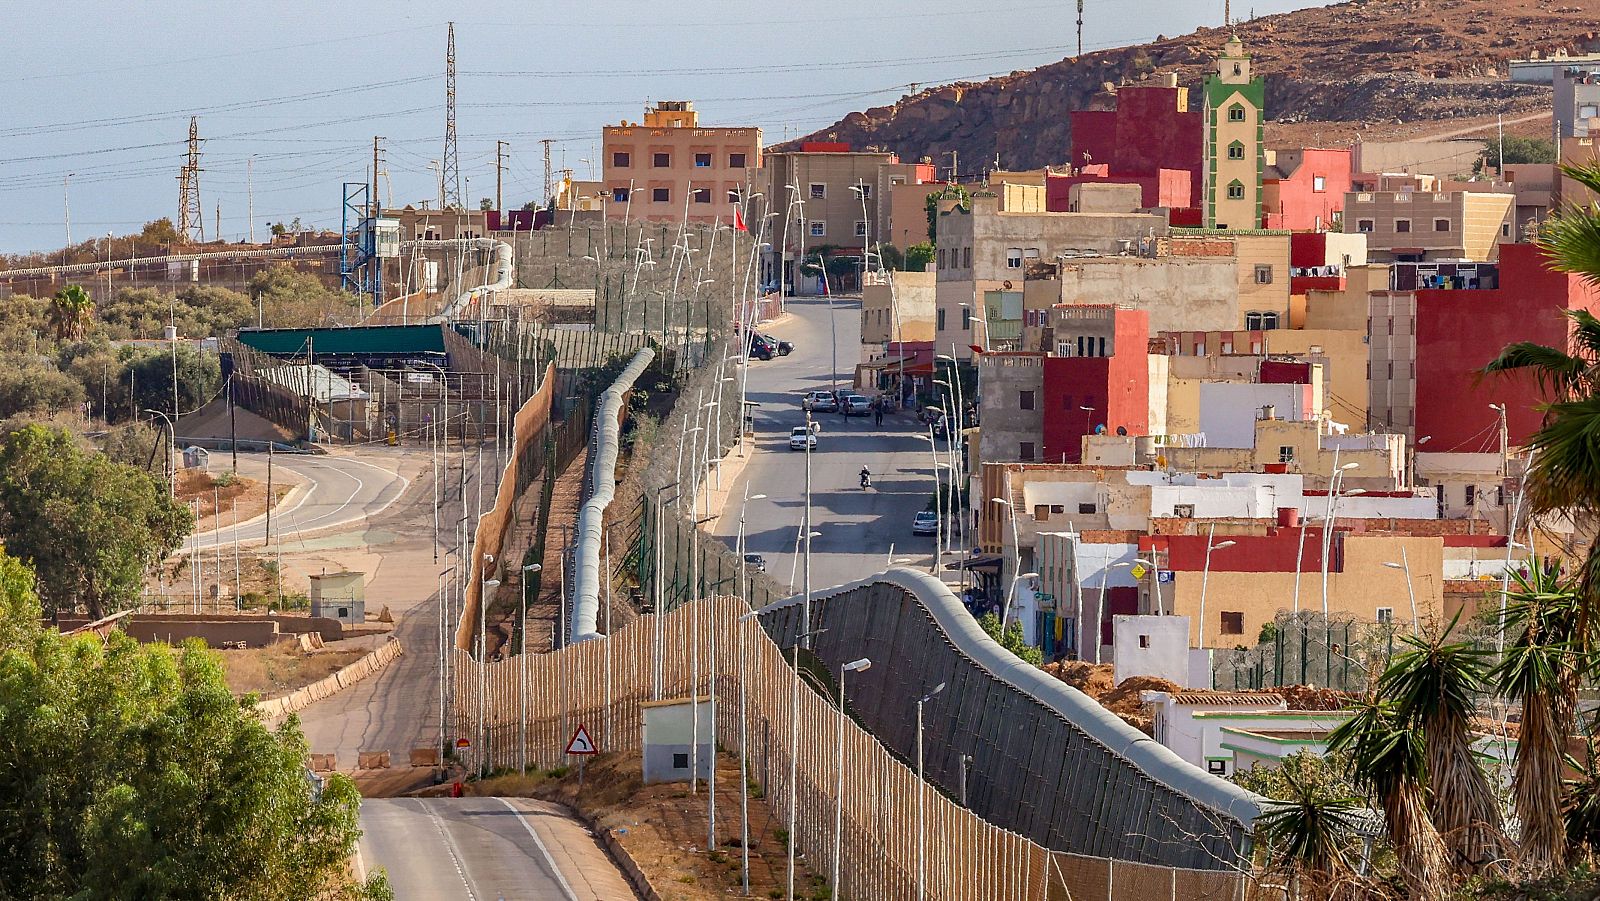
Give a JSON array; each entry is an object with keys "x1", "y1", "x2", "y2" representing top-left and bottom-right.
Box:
[{"x1": 873, "y1": 399, "x2": 884, "y2": 427}]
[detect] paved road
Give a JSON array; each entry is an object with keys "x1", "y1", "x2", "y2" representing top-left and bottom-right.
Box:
[
  {"x1": 359, "y1": 797, "x2": 637, "y2": 900},
  {"x1": 714, "y1": 296, "x2": 945, "y2": 590},
  {"x1": 186, "y1": 452, "x2": 410, "y2": 550}
]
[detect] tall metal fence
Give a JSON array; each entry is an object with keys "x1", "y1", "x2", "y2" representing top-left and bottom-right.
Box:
[
  {"x1": 452, "y1": 596, "x2": 1259, "y2": 901},
  {"x1": 1212, "y1": 611, "x2": 1402, "y2": 693}
]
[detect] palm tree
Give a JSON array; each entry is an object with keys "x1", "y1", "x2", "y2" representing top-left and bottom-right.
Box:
[
  {"x1": 1378, "y1": 612, "x2": 1506, "y2": 872},
  {"x1": 1328, "y1": 699, "x2": 1452, "y2": 900},
  {"x1": 1492, "y1": 559, "x2": 1589, "y2": 875},
  {"x1": 47, "y1": 284, "x2": 94, "y2": 343},
  {"x1": 1253, "y1": 759, "x2": 1365, "y2": 899}
]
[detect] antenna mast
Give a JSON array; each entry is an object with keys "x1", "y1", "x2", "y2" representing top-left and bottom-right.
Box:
[
  {"x1": 1077, "y1": 0, "x2": 1084, "y2": 56},
  {"x1": 541, "y1": 139, "x2": 555, "y2": 208},
  {"x1": 178, "y1": 117, "x2": 204, "y2": 243},
  {"x1": 442, "y1": 22, "x2": 462, "y2": 209}
]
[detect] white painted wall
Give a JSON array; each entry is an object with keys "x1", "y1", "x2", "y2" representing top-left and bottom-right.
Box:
[
  {"x1": 1113, "y1": 615, "x2": 1197, "y2": 686},
  {"x1": 1197, "y1": 383, "x2": 1313, "y2": 448}
]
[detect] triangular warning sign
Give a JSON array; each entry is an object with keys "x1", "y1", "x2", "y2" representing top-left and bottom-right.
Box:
[{"x1": 565, "y1": 725, "x2": 597, "y2": 755}]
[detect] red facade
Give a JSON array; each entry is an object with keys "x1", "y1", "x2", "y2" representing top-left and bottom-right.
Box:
[
  {"x1": 1143, "y1": 528, "x2": 1340, "y2": 573},
  {"x1": 1262, "y1": 148, "x2": 1352, "y2": 232},
  {"x1": 1414, "y1": 242, "x2": 1600, "y2": 450},
  {"x1": 1044, "y1": 168, "x2": 1192, "y2": 212},
  {"x1": 1040, "y1": 309, "x2": 1150, "y2": 463},
  {"x1": 1067, "y1": 87, "x2": 1204, "y2": 213}
]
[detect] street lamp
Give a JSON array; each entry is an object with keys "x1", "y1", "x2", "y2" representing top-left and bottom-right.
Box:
[
  {"x1": 1196, "y1": 529, "x2": 1237, "y2": 648},
  {"x1": 478, "y1": 572, "x2": 501, "y2": 777},
  {"x1": 919, "y1": 433, "x2": 951, "y2": 573},
  {"x1": 437, "y1": 564, "x2": 456, "y2": 775},
  {"x1": 142, "y1": 408, "x2": 178, "y2": 496},
  {"x1": 738, "y1": 490, "x2": 767, "y2": 601},
  {"x1": 1382, "y1": 551, "x2": 1419, "y2": 635},
  {"x1": 519, "y1": 563, "x2": 541, "y2": 774},
  {"x1": 833, "y1": 657, "x2": 871, "y2": 896},
  {"x1": 1319, "y1": 459, "x2": 1362, "y2": 619},
  {"x1": 990, "y1": 497, "x2": 1022, "y2": 626},
  {"x1": 915, "y1": 680, "x2": 946, "y2": 901}
]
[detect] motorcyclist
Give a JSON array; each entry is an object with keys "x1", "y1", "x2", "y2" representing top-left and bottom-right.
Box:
[{"x1": 860, "y1": 466, "x2": 871, "y2": 489}]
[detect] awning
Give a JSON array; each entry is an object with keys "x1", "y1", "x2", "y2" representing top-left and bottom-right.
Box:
[
  {"x1": 947, "y1": 553, "x2": 1003, "y2": 571},
  {"x1": 861, "y1": 355, "x2": 916, "y2": 370}
]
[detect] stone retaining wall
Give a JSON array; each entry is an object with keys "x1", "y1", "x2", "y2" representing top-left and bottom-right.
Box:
[{"x1": 256, "y1": 639, "x2": 403, "y2": 725}]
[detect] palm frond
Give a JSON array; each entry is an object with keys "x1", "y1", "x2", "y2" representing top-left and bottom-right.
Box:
[
  {"x1": 1565, "y1": 308, "x2": 1600, "y2": 367},
  {"x1": 1558, "y1": 160, "x2": 1600, "y2": 200},
  {"x1": 1540, "y1": 194, "x2": 1600, "y2": 289},
  {"x1": 1522, "y1": 398, "x2": 1600, "y2": 518},
  {"x1": 1483, "y1": 340, "x2": 1588, "y2": 401}
]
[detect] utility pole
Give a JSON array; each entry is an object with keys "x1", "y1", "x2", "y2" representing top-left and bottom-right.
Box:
[
  {"x1": 1225, "y1": 0, "x2": 1231, "y2": 26},
  {"x1": 1077, "y1": 0, "x2": 1084, "y2": 56},
  {"x1": 371, "y1": 136, "x2": 384, "y2": 219},
  {"x1": 214, "y1": 202, "x2": 221, "y2": 242},
  {"x1": 442, "y1": 22, "x2": 462, "y2": 209},
  {"x1": 247, "y1": 156, "x2": 256, "y2": 243},
  {"x1": 63, "y1": 174, "x2": 72, "y2": 251},
  {"x1": 948, "y1": 150, "x2": 959, "y2": 183},
  {"x1": 541, "y1": 139, "x2": 555, "y2": 208},
  {"x1": 178, "y1": 117, "x2": 204, "y2": 243},
  {"x1": 495, "y1": 140, "x2": 509, "y2": 212}
]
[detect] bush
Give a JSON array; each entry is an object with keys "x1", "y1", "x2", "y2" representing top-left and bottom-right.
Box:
[{"x1": 904, "y1": 243, "x2": 934, "y2": 272}]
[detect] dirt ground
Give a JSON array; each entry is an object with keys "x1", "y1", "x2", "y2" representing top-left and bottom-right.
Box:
[
  {"x1": 174, "y1": 468, "x2": 291, "y2": 534},
  {"x1": 466, "y1": 751, "x2": 827, "y2": 900},
  {"x1": 1039, "y1": 661, "x2": 1179, "y2": 734},
  {"x1": 219, "y1": 641, "x2": 370, "y2": 699}
]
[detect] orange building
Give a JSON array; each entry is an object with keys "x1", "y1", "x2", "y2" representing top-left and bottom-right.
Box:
[{"x1": 601, "y1": 101, "x2": 762, "y2": 224}]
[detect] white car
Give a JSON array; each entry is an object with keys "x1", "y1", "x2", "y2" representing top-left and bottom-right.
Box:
[
  {"x1": 802, "y1": 391, "x2": 838, "y2": 412},
  {"x1": 789, "y1": 426, "x2": 818, "y2": 451}
]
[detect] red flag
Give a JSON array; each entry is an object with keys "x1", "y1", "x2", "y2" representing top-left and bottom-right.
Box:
[{"x1": 733, "y1": 206, "x2": 749, "y2": 232}]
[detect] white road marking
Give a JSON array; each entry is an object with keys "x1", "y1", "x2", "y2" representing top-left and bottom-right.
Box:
[
  {"x1": 496, "y1": 797, "x2": 579, "y2": 901},
  {"x1": 414, "y1": 798, "x2": 479, "y2": 901}
]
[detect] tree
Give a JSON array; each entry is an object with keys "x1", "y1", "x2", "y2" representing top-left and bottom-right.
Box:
[
  {"x1": 1247, "y1": 753, "x2": 1365, "y2": 899},
  {"x1": 246, "y1": 264, "x2": 362, "y2": 328},
  {"x1": 977, "y1": 612, "x2": 1042, "y2": 665},
  {"x1": 0, "y1": 354, "x2": 86, "y2": 419},
  {"x1": 876, "y1": 244, "x2": 906, "y2": 271},
  {"x1": 1483, "y1": 136, "x2": 1557, "y2": 171},
  {"x1": 0, "y1": 424, "x2": 191, "y2": 619},
  {"x1": 925, "y1": 185, "x2": 971, "y2": 243},
  {"x1": 1492, "y1": 560, "x2": 1588, "y2": 875},
  {"x1": 905, "y1": 243, "x2": 935, "y2": 272},
  {"x1": 1378, "y1": 613, "x2": 1505, "y2": 872},
  {"x1": 479, "y1": 197, "x2": 494, "y2": 211},
  {"x1": 137, "y1": 218, "x2": 183, "y2": 246},
  {"x1": 48, "y1": 284, "x2": 94, "y2": 343},
  {"x1": 0, "y1": 550, "x2": 385, "y2": 899},
  {"x1": 126, "y1": 343, "x2": 222, "y2": 419},
  {"x1": 1327, "y1": 699, "x2": 1451, "y2": 900}
]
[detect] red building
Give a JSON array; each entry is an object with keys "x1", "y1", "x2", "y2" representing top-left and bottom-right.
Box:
[
  {"x1": 1415, "y1": 242, "x2": 1600, "y2": 451},
  {"x1": 1289, "y1": 231, "x2": 1350, "y2": 294},
  {"x1": 1262, "y1": 148, "x2": 1352, "y2": 231},
  {"x1": 1045, "y1": 166, "x2": 1193, "y2": 213},
  {"x1": 1041, "y1": 307, "x2": 1151, "y2": 462},
  {"x1": 1066, "y1": 86, "x2": 1204, "y2": 218}
]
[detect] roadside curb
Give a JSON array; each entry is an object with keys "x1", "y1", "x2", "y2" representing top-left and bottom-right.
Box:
[
  {"x1": 257, "y1": 638, "x2": 403, "y2": 726},
  {"x1": 562, "y1": 801, "x2": 662, "y2": 901}
]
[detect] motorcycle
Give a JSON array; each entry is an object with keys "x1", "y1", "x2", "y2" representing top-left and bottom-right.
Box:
[{"x1": 860, "y1": 470, "x2": 872, "y2": 490}]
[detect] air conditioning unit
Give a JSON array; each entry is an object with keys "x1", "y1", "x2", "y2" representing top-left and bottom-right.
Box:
[{"x1": 1174, "y1": 504, "x2": 1195, "y2": 518}]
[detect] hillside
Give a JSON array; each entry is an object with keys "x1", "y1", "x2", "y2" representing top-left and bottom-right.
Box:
[{"x1": 782, "y1": 0, "x2": 1594, "y2": 171}]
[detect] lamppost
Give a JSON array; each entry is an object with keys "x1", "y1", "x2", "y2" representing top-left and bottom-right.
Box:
[
  {"x1": 519, "y1": 562, "x2": 541, "y2": 774},
  {"x1": 1382, "y1": 550, "x2": 1420, "y2": 636},
  {"x1": 437, "y1": 564, "x2": 456, "y2": 777},
  {"x1": 479, "y1": 568, "x2": 500, "y2": 777},
  {"x1": 1320, "y1": 460, "x2": 1362, "y2": 620},
  {"x1": 832, "y1": 657, "x2": 871, "y2": 897},
  {"x1": 142, "y1": 408, "x2": 178, "y2": 496},
  {"x1": 919, "y1": 432, "x2": 950, "y2": 574},
  {"x1": 416, "y1": 360, "x2": 450, "y2": 563},
  {"x1": 957, "y1": 301, "x2": 991, "y2": 352},
  {"x1": 990, "y1": 497, "x2": 1022, "y2": 627},
  {"x1": 916, "y1": 679, "x2": 947, "y2": 901},
  {"x1": 737, "y1": 489, "x2": 768, "y2": 601},
  {"x1": 1196, "y1": 527, "x2": 1237, "y2": 649},
  {"x1": 735, "y1": 609, "x2": 762, "y2": 894}
]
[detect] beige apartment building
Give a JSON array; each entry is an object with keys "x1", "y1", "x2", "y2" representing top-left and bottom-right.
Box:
[
  {"x1": 861, "y1": 270, "x2": 936, "y2": 344},
  {"x1": 1343, "y1": 189, "x2": 1515, "y2": 262},
  {"x1": 602, "y1": 101, "x2": 761, "y2": 225},
  {"x1": 763, "y1": 146, "x2": 897, "y2": 295}
]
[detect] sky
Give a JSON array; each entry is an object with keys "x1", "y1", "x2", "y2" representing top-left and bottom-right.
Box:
[{"x1": 0, "y1": 0, "x2": 1334, "y2": 254}]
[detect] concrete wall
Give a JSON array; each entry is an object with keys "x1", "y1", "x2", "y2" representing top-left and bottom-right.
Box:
[
  {"x1": 1113, "y1": 615, "x2": 1195, "y2": 685},
  {"x1": 1198, "y1": 383, "x2": 1313, "y2": 447},
  {"x1": 976, "y1": 354, "x2": 1045, "y2": 464},
  {"x1": 641, "y1": 698, "x2": 715, "y2": 783},
  {"x1": 1351, "y1": 140, "x2": 1485, "y2": 178},
  {"x1": 1052, "y1": 257, "x2": 1238, "y2": 334},
  {"x1": 1233, "y1": 233, "x2": 1292, "y2": 326}
]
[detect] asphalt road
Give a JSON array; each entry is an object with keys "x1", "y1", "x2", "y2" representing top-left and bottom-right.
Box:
[
  {"x1": 186, "y1": 452, "x2": 410, "y2": 550},
  {"x1": 359, "y1": 797, "x2": 637, "y2": 900},
  {"x1": 714, "y1": 296, "x2": 943, "y2": 590}
]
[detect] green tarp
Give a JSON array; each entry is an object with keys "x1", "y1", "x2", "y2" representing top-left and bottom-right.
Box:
[{"x1": 235, "y1": 324, "x2": 446, "y2": 355}]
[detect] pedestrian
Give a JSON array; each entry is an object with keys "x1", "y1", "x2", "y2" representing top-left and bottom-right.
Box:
[{"x1": 873, "y1": 401, "x2": 883, "y2": 427}]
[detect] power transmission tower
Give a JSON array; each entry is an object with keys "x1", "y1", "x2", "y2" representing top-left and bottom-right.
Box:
[
  {"x1": 1077, "y1": 0, "x2": 1084, "y2": 56},
  {"x1": 541, "y1": 139, "x2": 555, "y2": 208},
  {"x1": 442, "y1": 22, "x2": 462, "y2": 210},
  {"x1": 177, "y1": 117, "x2": 205, "y2": 243}
]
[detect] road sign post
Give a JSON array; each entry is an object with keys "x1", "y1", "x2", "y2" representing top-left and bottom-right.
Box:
[{"x1": 566, "y1": 725, "x2": 597, "y2": 790}]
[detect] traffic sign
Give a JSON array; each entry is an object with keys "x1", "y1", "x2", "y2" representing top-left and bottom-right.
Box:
[
  {"x1": 1129, "y1": 563, "x2": 1148, "y2": 580},
  {"x1": 565, "y1": 725, "x2": 597, "y2": 756},
  {"x1": 455, "y1": 737, "x2": 471, "y2": 749}
]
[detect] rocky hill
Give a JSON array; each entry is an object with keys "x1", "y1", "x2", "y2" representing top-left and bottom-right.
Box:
[{"x1": 781, "y1": 0, "x2": 1596, "y2": 171}]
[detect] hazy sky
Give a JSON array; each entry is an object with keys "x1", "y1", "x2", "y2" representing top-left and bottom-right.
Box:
[{"x1": 0, "y1": 0, "x2": 1332, "y2": 253}]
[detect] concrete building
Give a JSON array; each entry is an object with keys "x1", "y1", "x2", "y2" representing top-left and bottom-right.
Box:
[
  {"x1": 1289, "y1": 231, "x2": 1368, "y2": 297},
  {"x1": 763, "y1": 143, "x2": 897, "y2": 295},
  {"x1": 885, "y1": 180, "x2": 944, "y2": 252},
  {"x1": 1343, "y1": 188, "x2": 1515, "y2": 262},
  {"x1": 1067, "y1": 80, "x2": 1204, "y2": 217},
  {"x1": 932, "y1": 188, "x2": 1170, "y2": 360},
  {"x1": 601, "y1": 101, "x2": 761, "y2": 225},
  {"x1": 1555, "y1": 64, "x2": 1600, "y2": 143},
  {"x1": 1162, "y1": 328, "x2": 1369, "y2": 429},
  {"x1": 1262, "y1": 148, "x2": 1353, "y2": 231},
  {"x1": 861, "y1": 270, "x2": 936, "y2": 344},
  {"x1": 1505, "y1": 163, "x2": 1555, "y2": 236},
  {"x1": 1203, "y1": 37, "x2": 1266, "y2": 229},
  {"x1": 1349, "y1": 140, "x2": 1486, "y2": 179}
]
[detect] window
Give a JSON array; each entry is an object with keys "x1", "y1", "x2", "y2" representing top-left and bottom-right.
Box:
[
  {"x1": 962, "y1": 247, "x2": 972, "y2": 269},
  {"x1": 1357, "y1": 219, "x2": 1374, "y2": 233},
  {"x1": 1227, "y1": 141, "x2": 1245, "y2": 160},
  {"x1": 937, "y1": 249, "x2": 946, "y2": 270},
  {"x1": 1434, "y1": 218, "x2": 1451, "y2": 232},
  {"x1": 1501, "y1": 223, "x2": 1511, "y2": 237},
  {"x1": 652, "y1": 187, "x2": 670, "y2": 203},
  {"x1": 1220, "y1": 612, "x2": 1245, "y2": 635},
  {"x1": 1497, "y1": 484, "x2": 1506, "y2": 506},
  {"x1": 1138, "y1": 634, "x2": 1151, "y2": 649},
  {"x1": 612, "y1": 187, "x2": 630, "y2": 203},
  {"x1": 673, "y1": 752, "x2": 690, "y2": 769},
  {"x1": 694, "y1": 152, "x2": 712, "y2": 168},
  {"x1": 652, "y1": 152, "x2": 671, "y2": 168},
  {"x1": 855, "y1": 220, "x2": 868, "y2": 237},
  {"x1": 1019, "y1": 441, "x2": 1036, "y2": 462},
  {"x1": 613, "y1": 151, "x2": 633, "y2": 169},
  {"x1": 1034, "y1": 505, "x2": 1050, "y2": 520},
  {"x1": 1465, "y1": 484, "x2": 1476, "y2": 506},
  {"x1": 809, "y1": 183, "x2": 826, "y2": 199},
  {"x1": 857, "y1": 184, "x2": 873, "y2": 199},
  {"x1": 1019, "y1": 390, "x2": 1035, "y2": 411},
  {"x1": 1006, "y1": 248, "x2": 1023, "y2": 269},
  {"x1": 1227, "y1": 105, "x2": 1246, "y2": 122},
  {"x1": 1313, "y1": 175, "x2": 1327, "y2": 193},
  {"x1": 727, "y1": 188, "x2": 743, "y2": 203},
  {"x1": 729, "y1": 152, "x2": 747, "y2": 168},
  {"x1": 1208, "y1": 759, "x2": 1228, "y2": 775},
  {"x1": 936, "y1": 308, "x2": 946, "y2": 330},
  {"x1": 962, "y1": 307, "x2": 972, "y2": 330},
  {"x1": 692, "y1": 187, "x2": 712, "y2": 204},
  {"x1": 1078, "y1": 503, "x2": 1097, "y2": 515},
  {"x1": 1376, "y1": 607, "x2": 1394, "y2": 625},
  {"x1": 1221, "y1": 340, "x2": 1233, "y2": 354},
  {"x1": 1254, "y1": 264, "x2": 1273, "y2": 285},
  {"x1": 1227, "y1": 181, "x2": 1245, "y2": 200},
  {"x1": 1278, "y1": 445, "x2": 1295, "y2": 463},
  {"x1": 1245, "y1": 311, "x2": 1280, "y2": 330},
  {"x1": 1173, "y1": 504, "x2": 1195, "y2": 518},
  {"x1": 809, "y1": 220, "x2": 826, "y2": 237},
  {"x1": 1395, "y1": 219, "x2": 1411, "y2": 233}
]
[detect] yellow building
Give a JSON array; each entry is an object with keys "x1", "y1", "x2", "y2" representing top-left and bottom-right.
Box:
[{"x1": 1204, "y1": 37, "x2": 1265, "y2": 230}]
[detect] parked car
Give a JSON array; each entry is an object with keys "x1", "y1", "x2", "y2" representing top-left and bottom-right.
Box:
[
  {"x1": 789, "y1": 426, "x2": 818, "y2": 450},
  {"x1": 842, "y1": 395, "x2": 872, "y2": 416},
  {"x1": 743, "y1": 553, "x2": 767, "y2": 573},
  {"x1": 760, "y1": 333, "x2": 793, "y2": 356},
  {"x1": 912, "y1": 511, "x2": 940, "y2": 536},
  {"x1": 802, "y1": 390, "x2": 838, "y2": 412},
  {"x1": 746, "y1": 338, "x2": 774, "y2": 361}
]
